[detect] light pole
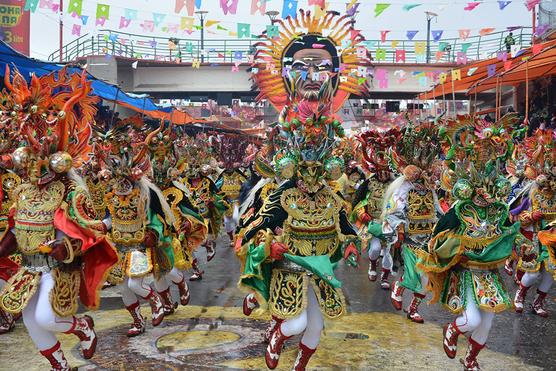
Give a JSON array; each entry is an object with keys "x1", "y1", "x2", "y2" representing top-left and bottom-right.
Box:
[
  {"x1": 425, "y1": 11, "x2": 438, "y2": 64},
  {"x1": 195, "y1": 10, "x2": 208, "y2": 62},
  {"x1": 265, "y1": 10, "x2": 279, "y2": 24}
]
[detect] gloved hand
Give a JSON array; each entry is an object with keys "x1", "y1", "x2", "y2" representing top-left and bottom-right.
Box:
[
  {"x1": 144, "y1": 230, "x2": 158, "y2": 248},
  {"x1": 0, "y1": 231, "x2": 16, "y2": 258},
  {"x1": 270, "y1": 242, "x2": 288, "y2": 261}
]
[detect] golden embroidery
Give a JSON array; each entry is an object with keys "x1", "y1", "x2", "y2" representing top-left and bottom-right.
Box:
[
  {"x1": 106, "y1": 188, "x2": 147, "y2": 245},
  {"x1": 269, "y1": 269, "x2": 306, "y2": 319},
  {"x1": 0, "y1": 268, "x2": 41, "y2": 314},
  {"x1": 531, "y1": 188, "x2": 556, "y2": 223},
  {"x1": 1, "y1": 172, "x2": 21, "y2": 221},
  {"x1": 125, "y1": 248, "x2": 153, "y2": 277},
  {"x1": 366, "y1": 179, "x2": 386, "y2": 218},
  {"x1": 50, "y1": 268, "x2": 80, "y2": 317},
  {"x1": 14, "y1": 181, "x2": 65, "y2": 254},
  {"x1": 220, "y1": 172, "x2": 245, "y2": 200},
  {"x1": 185, "y1": 178, "x2": 211, "y2": 217},
  {"x1": 86, "y1": 178, "x2": 107, "y2": 218},
  {"x1": 407, "y1": 189, "x2": 435, "y2": 235},
  {"x1": 310, "y1": 277, "x2": 346, "y2": 319}
]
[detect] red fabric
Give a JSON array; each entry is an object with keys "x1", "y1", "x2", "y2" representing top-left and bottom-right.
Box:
[
  {"x1": 53, "y1": 208, "x2": 118, "y2": 310},
  {"x1": 0, "y1": 257, "x2": 18, "y2": 281}
]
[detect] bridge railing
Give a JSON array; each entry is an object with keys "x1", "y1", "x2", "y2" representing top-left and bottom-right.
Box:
[{"x1": 48, "y1": 28, "x2": 532, "y2": 65}]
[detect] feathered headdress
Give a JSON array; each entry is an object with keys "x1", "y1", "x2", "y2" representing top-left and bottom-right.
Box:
[{"x1": 358, "y1": 127, "x2": 402, "y2": 179}]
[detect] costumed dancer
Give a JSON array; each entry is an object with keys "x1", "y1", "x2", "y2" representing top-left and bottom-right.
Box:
[
  {"x1": 214, "y1": 135, "x2": 247, "y2": 244},
  {"x1": 0, "y1": 98, "x2": 22, "y2": 334},
  {"x1": 417, "y1": 116, "x2": 531, "y2": 370},
  {"x1": 99, "y1": 123, "x2": 174, "y2": 337},
  {"x1": 178, "y1": 133, "x2": 227, "y2": 280},
  {"x1": 0, "y1": 68, "x2": 118, "y2": 369},
  {"x1": 148, "y1": 124, "x2": 208, "y2": 313},
  {"x1": 386, "y1": 121, "x2": 443, "y2": 323},
  {"x1": 513, "y1": 128, "x2": 556, "y2": 317},
  {"x1": 239, "y1": 9, "x2": 368, "y2": 370},
  {"x1": 352, "y1": 128, "x2": 401, "y2": 288}
]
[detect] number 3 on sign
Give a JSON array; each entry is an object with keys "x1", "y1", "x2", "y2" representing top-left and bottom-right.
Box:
[{"x1": 3, "y1": 31, "x2": 13, "y2": 43}]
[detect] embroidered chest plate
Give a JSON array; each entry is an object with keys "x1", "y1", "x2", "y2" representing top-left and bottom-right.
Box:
[
  {"x1": 458, "y1": 202, "x2": 506, "y2": 250},
  {"x1": 14, "y1": 181, "x2": 65, "y2": 254},
  {"x1": 1, "y1": 172, "x2": 21, "y2": 223},
  {"x1": 221, "y1": 172, "x2": 244, "y2": 200},
  {"x1": 531, "y1": 189, "x2": 556, "y2": 223},
  {"x1": 106, "y1": 188, "x2": 147, "y2": 245},
  {"x1": 366, "y1": 178, "x2": 386, "y2": 218},
  {"x1": 186, "y1": 178, "x2": 211, "y2": 217},
  {"x1": 86, "y1": 178, "x2": 106, "y2": 217},
  {"x1": 407, "y1": 189, "x2": 436, "y2": 235},
  {"x1": 280, "y1": 187, "x2": 342, "y2": 257}
]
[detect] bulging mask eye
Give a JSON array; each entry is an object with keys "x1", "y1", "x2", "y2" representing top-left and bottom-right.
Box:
[{"x1": 49, "y1": 152, "x2": 73, "y2": 173}]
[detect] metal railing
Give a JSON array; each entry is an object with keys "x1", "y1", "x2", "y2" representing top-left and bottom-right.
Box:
[
  {"x1": 539, "y1": 0, "x2": 556, "y2": 37},
  {"x1": 48, "y1": 28, "x2": 532, "y2": 65}
]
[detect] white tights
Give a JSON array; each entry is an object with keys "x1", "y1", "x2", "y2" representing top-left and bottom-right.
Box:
[
  {"x1": 224, "y1": 203, "x2": 239, "y2": 234},
  {"x1": 455, "y1": 285, "x2": 495, "y2": 345},
  {"x1": 153, "y1": 267, "x2": 185, "y2": 292},
  {"x1": 521, "y1": 268, "x2": 554, "y2": 293},
  {"x1": 22, "y1": 272, "x2": 74, "y2": 351},
  {"x1": 119, "y1": 275, "x2": 152, "y2": 307},
  {"x1": 368, "y1": 238, "x2": 393, "y2": 270},
  {"x1": 279, "y1": 285, "x2": 324, "y2": 349}
]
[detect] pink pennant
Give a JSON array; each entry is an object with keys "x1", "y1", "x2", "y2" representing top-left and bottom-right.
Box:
[
  {"x1": 309, "y1": 0, "x2": 325, "y2": 7},
  {"x1": 220, "y1": 0, "x2": 239, "y2": 15},
  {"x1": 459, "y1": 29, "x2": 471, "y2": 40},
  {"x1": 51, "y1": 3, "x2": 59, "y2": 12},
  {"x1": 525, "y1": 0, "x2": 540, "y2": 11},
  {"x1": 380, "y1": 30, "x2": 390, "y2": 42},
  {"x1": 72, "y1": 24, "x2": 81, "y2": 36},
  {"x1": 456, "y1": 52, "x2": 468, "y2": 65},
  {"x1": 435, "y1": 51, "x2": 446, "y2": 62},
  {"x1": 141, "y1": 20, "x2": 155, "y2": 32},
  {"x1": 119, "y1": 16, "x2": 131, "y2": 29},
  {"x1": 39, "y1": 0, "x2": 53, "y2": 9},
  {"x1": 168, "y1": 24, "x2": 180, "y2": 33},
  {"x1": 250, "y1": 0, "x2": 266, "y2": 15},
  {"x1": 175, "y1": 0, "x2": 196, "y2": 16},
  {"x1": 96, "y1": 17, "x2": 107, "y2": 26},
  {"x1": 464, "y1": 2, "x2": 480, "y2": 11},
  {"x1": 395, "y1": 49, "x2": 406, "y2": 63},
  {"x1": 479, "y1": 28, "x2": 495, "y2": 36}
]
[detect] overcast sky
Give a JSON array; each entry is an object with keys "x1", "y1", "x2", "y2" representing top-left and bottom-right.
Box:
[{"x1": 29, "y1": 0, "x2": 534, "y2": 60}]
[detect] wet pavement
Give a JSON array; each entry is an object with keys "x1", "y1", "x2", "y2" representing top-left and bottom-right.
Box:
[{"x1": 1, "y1": 234, "x2": 555, "y2": 370}]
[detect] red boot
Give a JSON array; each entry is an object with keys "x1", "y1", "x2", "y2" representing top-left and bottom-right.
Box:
[
  {"x1": 513, "y1": 283, "x2": 529, "y2": 314},
  {"x1": 125, "y1": 302, "x2": 146, "y2": 337},
  {"x1": 242, "y1": 293, "x2": 258, "y2": 316},
  {"x1": 265, "y1": 325, "x2": 291, "y2": 369},
  {"x1": 406, "y1": 293, "x2": 425, "y2": 323},
  {"x1": 380, "y1": 268, "x2": 391, "y2": 290},
  {"x1": 189, "y1": 258, "x2": 204, "y2": 281},
  {"x1": 532, "y1": 290, "x2": 549, "y2": 318},
  {"x1": 443, "y1": 320, "x2": 463, "y2": 359},
  {"x1": 292, "y1": 342, "x2": 317, "y2": 371},
  {"x1": 158, "y1": 288, "x2": 176, "y2": 315},
  {"x1": 263, "y1": 316, "x2": 283, "y2": 344},
  {"x1": 205, "y1": 241, "x2": 216, "y2": 262},
  {"x1": 145, "y1": 290, "x2": 165, "y2": 326},
  {"x1": 460, "y1": 337, "x2": 485, "y2": 371},
  {"x1": 39, "y1": 342, "x2": 72, "y2": 371},
  {"x1": 390, "y1": 280, "x2": 405, "y2": 311},
  {"x1": 0, "y1": 309, "x2": 15, "y2": 334},
  {"x1": 514, "y1": 269, "x2": 525, "y2": 285},
  {"x1": 504, "y1": 258, "x2": 514, "y2": 276},
  {"x1": 368, "y1": 259, "x2": 378, "y2": 281},
  {"x1": 64, "y1": 315, "x2": 97, "y2": 359},
  {"x1": 175, "y1": 277, "x2": 190, "y2": 305}
]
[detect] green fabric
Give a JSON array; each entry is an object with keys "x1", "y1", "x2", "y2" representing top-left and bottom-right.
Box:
[
  {"x1": 284, "y1": 254, "x2": 342, "y2": 288},
  {"x1": 367, "y1": 222, "x2": 384, "y2": 239},
  {"x1": 400, "y1": 246, "x2": 423, "y2": 292},
  {"x1": 240, "y1": 242, "x2": 272, "y2": 301},
  {"x1": 178, "y1": 204, "x2": 204, "y2": 222},
  {"x1": 148, "y1": 209, "x2": 175, "y2": 266},
  {"x1": 350, "y1": 197, "x2": 369, "y2": 223}
]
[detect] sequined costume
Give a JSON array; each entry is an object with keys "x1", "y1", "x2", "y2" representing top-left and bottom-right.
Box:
[
  {"x1": 352, "y1": 128, "x2": 402, "y2": 288},
  {"x1": 417, "y1": 115, "x2": 530, "y2": 371},
  {"x1": 512, "y1": 128, "x2": 556, "y2": 318},
  {"x1": 0, "y1": 68, "x2": 118, "y2": 370},
  {"x1": 240, "y1": 9, "x2": 368, "y2": 369},
  {"x1": 385, "y1": 121, "x2": 443, "y2": 323}
]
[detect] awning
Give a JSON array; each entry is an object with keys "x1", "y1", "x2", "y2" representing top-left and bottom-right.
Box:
[
  {"x1": 468, "y1": 44, "x2": 556, "y2": 94},
  {"x1": 0, "y1": 40, "x2": 204, "y2": 124},
  {"x1": 417, "y1": 39, "x2": 556, "y2": 100}
]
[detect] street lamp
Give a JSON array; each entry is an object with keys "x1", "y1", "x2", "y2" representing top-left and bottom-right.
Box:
[
  {"x1": 195, "y1": 10, "x2": 208, "y2": 62},
  {"x1": 265, "y1": 10, "x2": 279, "y2": 24},
  {"x1": 425, "y1": 11, "x2": 438, "y2": 64}
]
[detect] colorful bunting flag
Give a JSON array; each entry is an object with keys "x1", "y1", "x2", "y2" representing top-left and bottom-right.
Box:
[
  {"x1": 380, "y1": 30, "x2": 390, "y2": 42},
  {"x1": 431, "y1": 30, "x2": 443, "y2": 42},
  {"x1": 282, "y1": 0, "x2": 298, "y2": 19},
  {"x1": 415, "y1": 41, "x2": 426, "y2": 55},
  {"x1": 479, "y1": 28, "x2": 495, "y2": 36},
  {"x1": 24, "y1": 0, "x2": 39, "y2": 12},
  {"x1": 525, "y1": 0, "x2": 540, "y2": 11},
  {"x1": 406, "y1": 30, "x2": 419, "y2": 41},
  {"x1": 124, "y1": 8, "x2": 138, "y2": 20},
  {"x1": 532, "y1": 43, "x2": 543, "y2": 54},
  {"x1": 192, "y1": 58, "x2": 201, "y2": 68},
  {"x1": 251, "y1": 0, "x2": 266, "y2": 15},
  {"x1": 464, "y1": 2, "x2": 480, "y2": 11},
  {"x1": 498, "y1": 1, "x2": 511, "y2": 10},
  {"x1": 467, "y1": 67, "x2": 478, "y2": 76},
  {"x1": 67, "y1": 0, "x2": 82, "y2": 16},
  {"x1": 461, "y1": 43, "x2": 472, "y2": 53},
  {"x1": 237, "y1": 23, "x2": 251, "y2": 38},
  {"x1": 81, "y1": 15, "x2": 88, "y2": 25},
  {"x1": 141, "y1": 20, "x2": 155, "y2": 32},
  {"x1": 175, "y1": 0, "x2": 195, "y2": 16},
  {"x1": 51, "y1": 2, "x2": 59, "y2": 12},
  {"x1": 346, "y1": 2, "x2": 360, "y2": 17},
  {"x1": 504, "y1": 61, "x2": 512, "y2": 71},
  {"x1": 435, "y1": 51, "x2": 445, "y2": 62},
  {"x1": 375, "y1": 48, "x2": 386, "y2": 61},
  {"x1": 153, "y1": 13, "x2": 166, "y2": 27},
  {"x1": 309, "y1": 0, "x2": 325, "y2": 7},
  {"x1": 181, "y1": 17, "x2": 194, "y2": 31},
  {"x1": 119, "y1": 16, "x2": 131, "y2": 29},
  {"x1": 220, "y1": 0, "x2": 239, "y2": 15},
  {"x1": 438, "y1": 72, "x2": 447, "y2": 83},
  {"x1": 266, "y1": 25, "x2": 279, "y2": 38},
  {"x1": 374, "y1": 3, "x2": 390, "y2": 17},
  {"x1": 487, "y1": 64, "x2": 496, "y2": 77},
  {"x1": 96, "y1": 3, "x2": 110, "y2": 20},
  {"x1": 39, "y1": 0, "x2": 52, "y2": 10},
  {"x1": 451, "y1": 69, "x2": 461, "y2": 81},
  {"x1": 497, "y1": 51, "x2": 508, "y2": 61},
  {"x1": 456, "y1": 52, "x2": 468, "y2": 64},
  {"x1": 459, "y1": 29, "x2": 471, "y2": 40},
  {"x1": 217, "y1": 24, "x2": 228, "y2": 31},
  {"x1": 402, "y1": 3, "x2": 421, "y2": 11},
  {"x1": 71, "y1": 24, "x2": 81, "y2": 36},
  {"x1": 96, "y1": 17, "x2": 106, "y2": 26},
  {"x1": 395, "y1": 49, "x2": 406, "y2": 63},
  {"x1": 535, "y1": 24, "x2": 550, "y2": 37}
]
